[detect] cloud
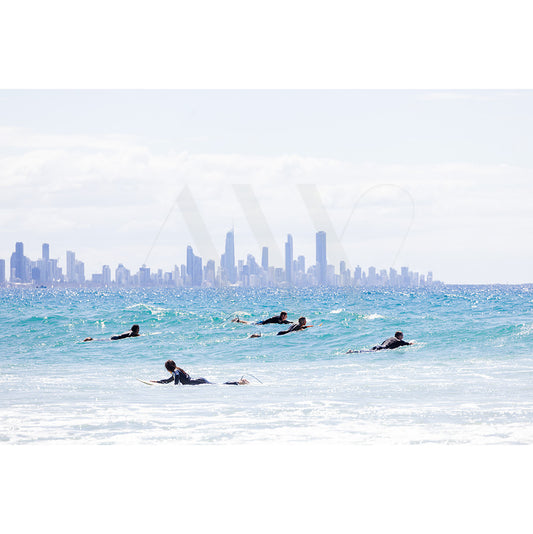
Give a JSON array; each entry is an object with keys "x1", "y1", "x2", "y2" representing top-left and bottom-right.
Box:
[{"x1": 1, "y1": 125, "x2": 532, "y2": 283}]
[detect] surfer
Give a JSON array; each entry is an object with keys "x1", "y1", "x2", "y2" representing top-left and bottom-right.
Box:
[
  {"x1": 232, "y1": 311, "x2": 294, "y2": 325},
  {"x1": 83, "y1": 324, "x2": 140, "y2": 342},
  {"x1": 152, "y1": 360, "x2": 249, "y2": 385},
  {"x1": 277, "y1": 316, "x2": 313, "y2": 335},
  {"x1": 346, "y1": 331, "x2": 413, "y2": 353}
]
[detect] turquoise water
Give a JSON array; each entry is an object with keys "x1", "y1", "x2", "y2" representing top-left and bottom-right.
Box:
[{"x1": 1, "y1": 287, "x2": 533, "y2": 444}]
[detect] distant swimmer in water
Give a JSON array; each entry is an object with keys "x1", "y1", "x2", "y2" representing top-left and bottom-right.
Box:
[
  {"x1": 346, "y1": 331, "x2": 414, "y2": 353},
  {"x1": 83, "y1": 324, "x2": 140, "y2": 342},
  {"x1": 277, "y1": 316, "x2": 313, "y2": 336},
  {"x1": 151, "y1": 360, "x2": 249, "y2": 385},
  {"x1": 232, "y1": 311, "x2": 294, "y2": 325}
]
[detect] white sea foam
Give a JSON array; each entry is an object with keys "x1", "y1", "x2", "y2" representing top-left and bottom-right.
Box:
[{"x1": 363, "y1": 313, "x2": 385, "y2": 320}]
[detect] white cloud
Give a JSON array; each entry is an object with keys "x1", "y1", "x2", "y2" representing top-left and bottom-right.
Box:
[{"x1": 1, "y1": 126, "x2": 532, "y2": 283}]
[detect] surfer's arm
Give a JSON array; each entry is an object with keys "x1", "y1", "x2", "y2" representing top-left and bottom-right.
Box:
[
  {"x1": 155, "y1": 376, "x2": 174, "y2": 384},
  {"x1": 110, "y1": 331, "x2": 131, "y2": 340}
]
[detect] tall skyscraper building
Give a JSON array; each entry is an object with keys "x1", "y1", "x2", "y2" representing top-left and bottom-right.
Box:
[
  {"x1": 102, "y1": 265, "x2": 111, "y2": 286},
  {"x1": 115, "y1": 264, "x2": 130, "y2": 286},
  {"x1": 285, "y1": 234, "x2": 293, "y2": 284},
  {"x1": 261, "y1": 247, "x2": 269, "y2": 271},
  {"x1": 223, "y1": 229, "x2": 236, "y2": 283},
  {"x1": 75, "y1": 261, "x2": 85, "y2": 284},
  {"x1": 66, "y1": 251, "x2": 76, "y2": 282},
  {"x1": 10, "y1": 242, "x2": 29, "y2": 282},
  {"x1": 186, "y1": 245, "x2": 203, "y2": 286},
  {"x1": 139, "y1": 265, "x2": 151, "y2": 286},
  {"x1": 40, "y1": 243, "x2": 50, "y2": 283},
  {"x1": 315, "y1": 231, "x2": 327, "y2": 285},
  {"x1": 186, "y1": 245, "x2": 194, "y2": 278}
]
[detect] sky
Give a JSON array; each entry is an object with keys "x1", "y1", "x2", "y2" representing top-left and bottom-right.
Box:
[{"x1": 1, "y1": 89, "x2": 533, "y2": 284}]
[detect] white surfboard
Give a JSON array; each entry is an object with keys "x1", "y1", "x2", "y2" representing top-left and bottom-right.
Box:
[{"x1": 136, "y1": 378, "x2": 160, "y2": 386}]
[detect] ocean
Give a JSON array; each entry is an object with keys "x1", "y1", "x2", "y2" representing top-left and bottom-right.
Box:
[{"x1": 1, "y1": 286, "x2": 533, "y2": 444}]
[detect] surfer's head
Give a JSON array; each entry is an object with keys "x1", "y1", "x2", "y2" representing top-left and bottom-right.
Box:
[
  {"x1": 395, "y1": 331, "x2": 403, "y2": 340},
  {"x1": 131, "y1": 324, "x2": 140, "y2": 334},
  {"x1": 280, "y1": 312, "x2": 288, "y2": 320},
  {"x1": 165, "y1": 360, "x2": 177, "y2": 372},
  {"x1": 298, "y1": 317, "x2": 306, "y2": 326}
]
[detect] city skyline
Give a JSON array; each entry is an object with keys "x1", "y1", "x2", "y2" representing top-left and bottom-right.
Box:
[
  {"x1": 0, "y1": 230, "x2": 441, "y2": 289},
  {"x1": 2, "y1": 91, "x2": 533, "y2": 284}
]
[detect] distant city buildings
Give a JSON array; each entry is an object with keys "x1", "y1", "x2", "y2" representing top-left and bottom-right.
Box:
[{"x1": 0, "y1": 232, "x2": 443, "y2": 289}]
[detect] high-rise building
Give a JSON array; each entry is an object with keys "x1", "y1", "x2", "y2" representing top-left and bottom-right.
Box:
[
  {"x1": 223, "y1": 229, "x2": 236, "y2": 283},
  {"x1": 186, "y1": 245, "x2": 203, "y2": 286},
  {"x1": 139, "y1": 265, "x2": 151, "y2": 286},
  {"x1": 0, "y1": 259, "x2": 5, "y2": 285},
  {"x1": 261, "y1": 247, "x2": 269, "y2": 271},
  {"x1": 66, "y1": 251, "x2": 76, "y2": 282},
  {"x1": 102, "y1": 265, "x2": 111, "y2": 286},
  {"x1": 10, "y1": 242, "x2": 29, "y2": 282},
  {"x1": 401, "y1": 266, "x2": 409, "y2": 287},
  {"x1": 315, "y1": 231, "x2": 327, "y2": 285},
  {"x1": 297, "y1": 255, "x2": 305, "y2": 273},
  {"x1": 186, "y1": 245, "x2": 194, "y2": 279},
  {"x1": 115, "y1": 264, "x2": 130, "y2": 286},
  {"x1": 192, "y1": 254, "x2": 202, "y2": 287},
  {"x1": 75, "y1": 261, "x2": 85, "y2": 284},
  {"x1": 285, "y1": 234, "x2": 293, "y2": 284},
  {"x1": 40, "y1": 243, "x2": 50, "y2": 283}
]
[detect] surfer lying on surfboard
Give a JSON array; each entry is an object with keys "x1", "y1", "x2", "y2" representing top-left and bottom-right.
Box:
[
  {"x1": 83, "y1": 324, "x2": 140, "y2": 342},
  {"x1": 346, "y1": 331, "x2": 414, "y2": 353},
  {"x1": 151, "y1": 360, "x2": 250, "y2": 385},
  {"x1": 277, "y1": 317, "x2": 315, "y2": 335},
  {"x1": 232, "y1": 311, "x2": 294, "y2": 325}
]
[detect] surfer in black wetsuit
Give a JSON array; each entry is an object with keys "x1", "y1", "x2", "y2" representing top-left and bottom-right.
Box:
[
  {"x1": 372, "y1": 331, "x2": 413, "y2": 350},
  {"x1": 346, "y1": 331, "x2": 413, "y2": 353},
  {"x1": 277, "y1": 316, "x2": 313, "y2": 335},
  {"x1": 111, "y1": 324, "x2": 140, "y2": 340},
  {"x1": 232, "y1": 311, "x2": 294, "y2": 325},
  {"x1": 152, "y1": 360, "x2": 249, "y2": 385},
  {"x1": 83, "y1": 324, "x2": 140, "y2": 342}
]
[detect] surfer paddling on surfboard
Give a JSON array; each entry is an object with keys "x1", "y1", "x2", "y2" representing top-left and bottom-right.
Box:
[
  {"x1": 150, "y1": 360, "x2": 249, "y2": 385},
  {"x1": 277, "y1": 316, "x2": 315, "y2": 335},
  {"x1": 83, "y1": 324, "x2": 140, "y2": 342},
  {"x1": 346, "y1": 331, "x2": 414, "y2": 353},
  {"x1": 232, "y1": 311, "x2": 294, "y2": 325}
]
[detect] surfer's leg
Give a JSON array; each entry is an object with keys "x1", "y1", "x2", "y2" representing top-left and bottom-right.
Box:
[{"x1": 189, "y1": 378, "x2": 210, "y2": 385}]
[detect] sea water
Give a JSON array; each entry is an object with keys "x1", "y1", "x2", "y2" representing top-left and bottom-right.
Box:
[{"x1": 1, "y1": 286, "x2": 533, "y2": 444}]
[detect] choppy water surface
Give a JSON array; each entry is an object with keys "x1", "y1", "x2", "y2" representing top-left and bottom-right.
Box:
[{"x1": 1, "y1": 287, "x2": 533, "y2": 444}]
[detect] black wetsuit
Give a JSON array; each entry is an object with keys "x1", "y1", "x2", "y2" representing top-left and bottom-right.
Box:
[
  {"x1": 277, "y1": 324, "x2": 307, "y2": 336},
  {"x1": 372, "y1": 337, "x2": 410, "y2": 351},
  {"x1": 156, "y1": 369, "x2": 210, "y2": 385},
  {"x1": 110, "y1": 330, "x2": 139, "y2": 340},
  {"x1": 257, "y1": 315, "x2": 292, "y2": 325}
]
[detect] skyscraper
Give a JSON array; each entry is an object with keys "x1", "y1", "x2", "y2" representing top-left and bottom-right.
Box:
[
  {"x1": 139, "y1": 265, "x2": 151, "y2": 286},
  {"x1": 102, "y1": 265, "x2": 111, "y2": 286},
  {"x1": 315, "y1": 231, "x2": 327, "y2": 285},
  {"x1": 0, "y1": 259, "x2": 5, "y2": 285},
  {"x1": 40, "y1": 243, "x2": 50, "y2": 283},
  {"x1": 66, "y1": 251, "x2": 76, "y2": 282},
  {"x1": 186, "y1": 245, "x2": 194, "y2": 279},
  {"x1": 186, "y1": 245, "x2": 203, "y2": 286},
  {"x1": 223, "y1": 229, "x2": 236, "y2": 283},
  {"x1": 285, "y1": 234, "x2": 293, "y2": 284},
  {"x1": 261, "y1": 246, "x2": 269, "y2": 271},
  {"x1": 10, "y1": 242, "x2": 29, "y2": 282}
]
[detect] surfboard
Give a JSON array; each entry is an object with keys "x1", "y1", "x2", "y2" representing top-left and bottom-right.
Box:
[{"x1": 136, "y1": 378, "x2": 160, "y2": 386}]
